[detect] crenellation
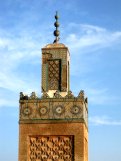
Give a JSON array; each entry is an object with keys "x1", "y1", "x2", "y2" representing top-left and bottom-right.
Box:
[
  {"x1": 19, "y1": 90, "x2": 88, "y2": 128},
  {"x1": 20, "y1": 90, "x2": 86, "y2": 100}
]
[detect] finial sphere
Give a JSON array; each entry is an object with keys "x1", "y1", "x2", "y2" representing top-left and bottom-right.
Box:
[
  {"x1": 54, "y1": 22, "x2": 59, "y2": 27},
  {"x1": 54, "y1": 30, "x2": 60, "y2": 37},
  {"x1": 53, "y1": 11, "x2": 60, "y2": 43},
  {"x1": 55, "y1": 14, "x2": 59, "y2": 19}
]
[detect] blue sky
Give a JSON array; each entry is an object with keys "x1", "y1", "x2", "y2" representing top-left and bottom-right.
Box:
[{"x1": 0, "y1": 0, "x2": 121, "y2": 161}]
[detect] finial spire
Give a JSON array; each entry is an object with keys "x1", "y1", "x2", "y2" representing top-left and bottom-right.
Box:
[{"x1": 53, "y1": 11, "x2": 60, "y2": 43}]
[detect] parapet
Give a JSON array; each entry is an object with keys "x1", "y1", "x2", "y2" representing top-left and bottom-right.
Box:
[{"x1": 19, "y1": 90, "x2": 88, "y2": 127}]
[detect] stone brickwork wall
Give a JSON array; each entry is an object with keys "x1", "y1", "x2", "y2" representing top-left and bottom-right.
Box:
[
  {"x1": 19, "y1": 43, "x2": 88, "y2": 161},
  {"x1": 19, "y1": 123, "x2": 88, "y2": 161},
  {"x1": 19, "y1": 90, "x2": 88, "y2": 161},
  {"x1": 19, "y1": 90, "x2": 88, "y2": 127},
  {"x1": 42, "y1": 43, "x2": 70, "y2": 92}
]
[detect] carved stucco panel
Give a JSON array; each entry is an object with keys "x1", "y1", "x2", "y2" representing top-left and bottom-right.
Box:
[{"x1": 29, "y1": 135, "x2": 74, "y2": 161}]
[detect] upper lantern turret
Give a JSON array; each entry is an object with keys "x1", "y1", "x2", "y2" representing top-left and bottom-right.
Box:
[{"x1": 53, "y1": 11, "x2": 60, "y2": 43}]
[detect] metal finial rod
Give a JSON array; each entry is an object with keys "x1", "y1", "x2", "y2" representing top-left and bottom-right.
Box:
[{"x1": 53, "y1": 11, "x2": 60, "y2": 43}]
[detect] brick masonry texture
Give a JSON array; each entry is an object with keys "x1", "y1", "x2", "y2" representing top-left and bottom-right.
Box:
[
  {"x1": 19, "y1": 123, "x2": 88, "y2": 161},
  {"x1": 19, "y1": 43, "x2": 88, "y2": 161}
]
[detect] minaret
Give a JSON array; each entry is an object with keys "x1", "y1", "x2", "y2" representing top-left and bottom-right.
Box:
[
  {"x1": 19, "y1": 12, "x2": 88, "y2": 161},
  {"x1": 41, "y1": 11, "x2": 70, "y2": 97}
]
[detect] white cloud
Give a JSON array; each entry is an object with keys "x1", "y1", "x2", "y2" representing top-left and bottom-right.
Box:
[
  {"x1": 72, "y1": 84, "x2": 121, "y2": 106},
  {"x1": 65, "y1": 23, "x2": 121, "y2": 51},
  {"x1": 0, "y1": 33, "x2": 42, "y2": 108},
  {"x1": 89, "y1": 116, "x2": 121, "y2": 126},
  {"x1": 0, "y1": 98, "x2": 18, "y2": 108},
  {"x1": 0, "y1": 23, "x2": 121, "y2": 108},
  {"x1": 86, "y1": 88, "x2": 121, "y2": 105},
  {"x1": 0, "y1": 38, "x2": 10, "y2": 48},
  {"x1": 0, "y1": 72, "x2": 31, "y2": 92},
  {"x1": 0, "y1": 21, "x2": 54, "y2": 109},
  {"x1": 64, "y1": 24, "x2": 121, "y2": 82},
  {"x1": 64, "y1": 24, "x2": 121, "y2": 106}
]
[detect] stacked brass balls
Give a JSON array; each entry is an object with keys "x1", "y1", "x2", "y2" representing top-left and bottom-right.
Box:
[{"x1": 53, "y1": 11, "x2": 60, "y2": 43}]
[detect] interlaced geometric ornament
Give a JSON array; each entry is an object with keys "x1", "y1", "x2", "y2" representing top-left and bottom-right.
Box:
[
  {"x1": 22, "y1": 107, "x2": 32, "y2": 117},
  {"x1": 23, "y1": 108, "x2": 31, "y2": 115},
  {"x1": 54, "y1": 106, "x2": 65, "y2": 116},
  {"x1": 48, "y1": 60, "x2": 61, "y2": 90},
  {"x1": 39, "y1": 106, "x2": 48, "y2": 116},
  {"x1": 29, "y1": 135, "x2": 74, "y2": 161},
  {"x1": 71, "y1": 106, "x2": 81, "y2": 115}
]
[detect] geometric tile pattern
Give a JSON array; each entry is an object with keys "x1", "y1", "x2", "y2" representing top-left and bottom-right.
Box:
[
  {"x1": 42, "y1": 47, "x2": 70, "y2": 92},
  {"x1": 29, "y1": 135, "x2": 74, "y2": 161},
  {"x1": 48, "y1": 60, "x2": 61, "y2": 90}
]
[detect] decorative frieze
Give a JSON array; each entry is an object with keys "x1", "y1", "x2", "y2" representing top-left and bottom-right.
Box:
[
  {"x1": 29, "y1": 135, "x2": 74, "y2": 161},
  {"x1": 19, "y1": 90, "x2": 87, "y2": 125}
]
